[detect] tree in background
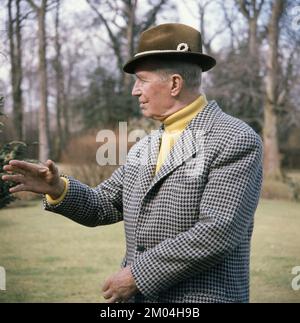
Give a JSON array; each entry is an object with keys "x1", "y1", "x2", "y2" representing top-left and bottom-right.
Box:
[
  {"x1": 52, "y1": 0, "x2": 69, "y2": 159},
  {"x1": 8, "y1": 0, "x2": 24, "y2": 140},
  {"x1": 26, "y1": 0, "x2": 50, "y2": 162},
  {"x1": 263, "y1": 0, "x2": 285, "y2": 180}
]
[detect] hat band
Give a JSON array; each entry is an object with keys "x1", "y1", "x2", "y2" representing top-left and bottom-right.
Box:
[
  {"x1": 134, "y1": 47, "x2": 193, "y2": 58},
  {"x1": 134, "y1": 43, "x2": 192, "y2": 57}
]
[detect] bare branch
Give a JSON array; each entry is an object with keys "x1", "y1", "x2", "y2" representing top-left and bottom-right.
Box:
[
  {"x1": 110, "y1": 18, "x2": 123, "y2": 30},
  {"x1": 86, "y1": 0, "x2": 124, "y2": 71},
  {"x1": 182, "y1": 0, "x2": 198, "y2": 19},
  {"x1": 26, "y1": 0, "x2": 38, "y2": 11},
  {"x1": 206, "y1": 27, "x2": 226, "y2": 46},
  {"x1": 20, "y1": 9, "x2": 35, "y2": 23},
  {"x1": 141, "y1": 0, "x2": 167, "y2": 31},
  {"x1": 86, "y1": 0, "x2": 120, "y2": 48},
  {"x1": 237, "y1": 0, "x2": 250, "y2": 19},
  {"x1": 219, "y1": 0, "x2": 240, "y2": 49},
  {"x1": 237, "y1": 0, "x2": 264, "y2": 20},
  {"x1": 254, "y1": 0, "x2": 265, "y2": 18}
]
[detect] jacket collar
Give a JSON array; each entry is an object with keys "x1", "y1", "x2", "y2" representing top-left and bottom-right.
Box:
[{"x1": 139, "y1": 100, "x2": 222, "y2": 198}]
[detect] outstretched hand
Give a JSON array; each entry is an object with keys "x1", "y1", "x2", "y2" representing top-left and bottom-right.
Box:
[{"x1": 1, "y1": 159, "x2": 65, "y2": 198}]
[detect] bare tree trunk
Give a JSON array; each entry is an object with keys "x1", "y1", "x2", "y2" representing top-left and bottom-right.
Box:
[
  {"x1": 62, "y1": 91, "x2": 70, "y2": 141},
  {"x1": 123, "y1": 0, "x2": 137, "y2": 91},
  {"x1": 237, "y1": 0, "x2": 264, "y2": 71},
  {"x1": 53, "y1": 0, "x2": 65, "y2": 159},
  {"x1": 234, "y1": 0, "x2": 265, "y2": 135},
  {"x1": 27, "y1": 0, "x2": 50, "y2": 162},
  {"x1": 198, "y1": 1, "x2": 212, "y2": 55},
  {"x1": 8, "y1": 0, "x2": 24, "y2": 140},
  {"x1": 64, "y1": 47, "x2": 79, "y2": 135},
  {"x1": 249, "y1": 18, "x2": 258, "y2": 56},
  {"x1": 38, "y1": 0, "x2": 50, "y2": 162},
  {"x1": 263, "y1": 0, "x2": 285, "y2": 179},
  {"x1": 193, "y1": 1, "x2": 225, "y2": 57},
  {"x1": 126, "y1": 0, "x2": 137, "y2": 62},
  {"x1": 15, "y1": 0, "x2": 23, "y2": 140}
]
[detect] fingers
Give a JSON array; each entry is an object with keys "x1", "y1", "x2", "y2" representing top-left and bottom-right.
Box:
[
  {"x1": 1, "y1": 174, "x2": 28, "y2": 193},
  {"x1": 102, "y1": 277, "x2": 111, "y2": 293},
  {"x1": 4, "y1": 160, "x2": 46, "y2": 175},
  {"x1": 102, "y1": 279, "x2": 119, "y2": 303},
  {"x1": 103, "y1": 291, "x2": 122, "y2": 303},
  {"x1": 103, "y1": 290, "x2": 113, "y2": 300},
  {"x1": 3, "y1": 160, "x2": 50, "y2": 177},
  {"x1": 6, "y1": 160, "x2": 33, "y2": 170},
  {"x1": 7, "y1": 183, "x2": 26, "y2": 193},
  {"x1": 2, "y1": 165, "x2": 26, "y2": 175},
  {"x1": 1, "y1": 174, "x2": 24, "y2": 183}
]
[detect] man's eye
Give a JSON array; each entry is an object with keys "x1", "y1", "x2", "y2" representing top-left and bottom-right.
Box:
[{"x1": 136, "y1": 76, "x2": 147, "y2": 83}]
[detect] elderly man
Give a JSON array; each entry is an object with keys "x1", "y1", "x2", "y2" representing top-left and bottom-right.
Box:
[{"x1": 2, "y1": 23, "x2": 263, "y2": 303}]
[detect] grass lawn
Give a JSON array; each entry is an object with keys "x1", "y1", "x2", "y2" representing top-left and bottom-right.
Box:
[
  {"x1": 0, "y1": 198, "x2": 299, "y2": 303},
  {"x1": 250, "y1": 199, "x2": 300, "y2": 303}
]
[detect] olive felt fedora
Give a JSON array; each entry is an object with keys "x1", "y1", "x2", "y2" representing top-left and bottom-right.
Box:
[{"x1": 123, "y1": 23, "x2": 216, "y2": 74}]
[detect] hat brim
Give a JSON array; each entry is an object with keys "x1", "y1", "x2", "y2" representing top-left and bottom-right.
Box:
[{"x1": 123, "y1": 52, "x2": 216, "y2": 74}]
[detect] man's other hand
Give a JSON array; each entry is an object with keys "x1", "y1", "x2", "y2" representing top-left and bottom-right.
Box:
[{"x1": 102, "y1": 266, "x2": 138, "y2": 303}]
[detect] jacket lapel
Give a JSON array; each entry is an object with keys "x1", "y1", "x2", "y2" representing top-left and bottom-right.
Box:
[
  {"x1": 145, "y1": 101, "x2": 222, "y2": 195},
  {"x1": 137, "y1": 126, "x2": 163, "y2": 196}
]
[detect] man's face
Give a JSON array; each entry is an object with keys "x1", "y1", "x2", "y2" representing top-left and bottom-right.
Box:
[{"x1": 131, "y1": 64, "x2": 173, "y2": 121}]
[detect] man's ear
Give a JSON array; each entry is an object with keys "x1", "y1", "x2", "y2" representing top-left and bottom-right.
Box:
[{"x1": 170, "y1": 74, "x2": 183, "y2": 97}]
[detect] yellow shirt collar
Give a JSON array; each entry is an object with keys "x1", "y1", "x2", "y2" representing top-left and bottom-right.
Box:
[{"x1": 163, "y1": 95, "x2": 208, "y2": 133}]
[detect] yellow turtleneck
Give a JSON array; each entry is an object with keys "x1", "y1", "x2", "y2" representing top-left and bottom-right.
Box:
[{"x1": 155, "y1": 94, "x2": 207, "y2": 174}]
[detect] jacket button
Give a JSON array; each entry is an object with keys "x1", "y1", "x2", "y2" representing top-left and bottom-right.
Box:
[{"x1": 136, "y1": 245, "x2": 146, "y2": 252}]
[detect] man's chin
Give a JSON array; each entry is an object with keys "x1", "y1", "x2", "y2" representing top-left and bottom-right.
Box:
[
  {"x1": 140, "y1": 109, "x2": 160, "y2": 121},
  {"x1": 141, "y1": 109, "x2": 150, "y2": 117}
]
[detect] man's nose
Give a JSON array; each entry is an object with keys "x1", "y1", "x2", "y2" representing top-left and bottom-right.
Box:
[{"x1": 132, "y1": 81, "x2": 141, "y2": 97}]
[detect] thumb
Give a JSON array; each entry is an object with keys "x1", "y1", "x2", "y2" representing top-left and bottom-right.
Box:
[
  {"x1": 102, "y1": 276, "x2": 112, "y2": 292},
  {"x1": 46, "y1": 160, "x2": 58, "y2": 175}
]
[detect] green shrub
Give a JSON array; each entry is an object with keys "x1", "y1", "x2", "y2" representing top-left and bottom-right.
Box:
[{"x1": 0, "y1": 97, "x2": 27, "y2": 209}]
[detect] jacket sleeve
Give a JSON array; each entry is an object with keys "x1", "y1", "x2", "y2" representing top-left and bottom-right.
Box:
[
  {"x1": 43, "y1": 165, "x2": 124, "y2": 227},
  {"x1": 131, "y1": 130, "x2": 263, "y2": 298}
]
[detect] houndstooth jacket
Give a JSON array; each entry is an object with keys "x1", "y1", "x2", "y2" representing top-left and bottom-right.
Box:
[{"x1": 44, "y1": 100, "x2": 263, "y2": 303}]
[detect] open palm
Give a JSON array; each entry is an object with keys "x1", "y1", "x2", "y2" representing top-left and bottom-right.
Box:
[{"x1": 1, "y1": 159, "x2": 62, "y2": 196}]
